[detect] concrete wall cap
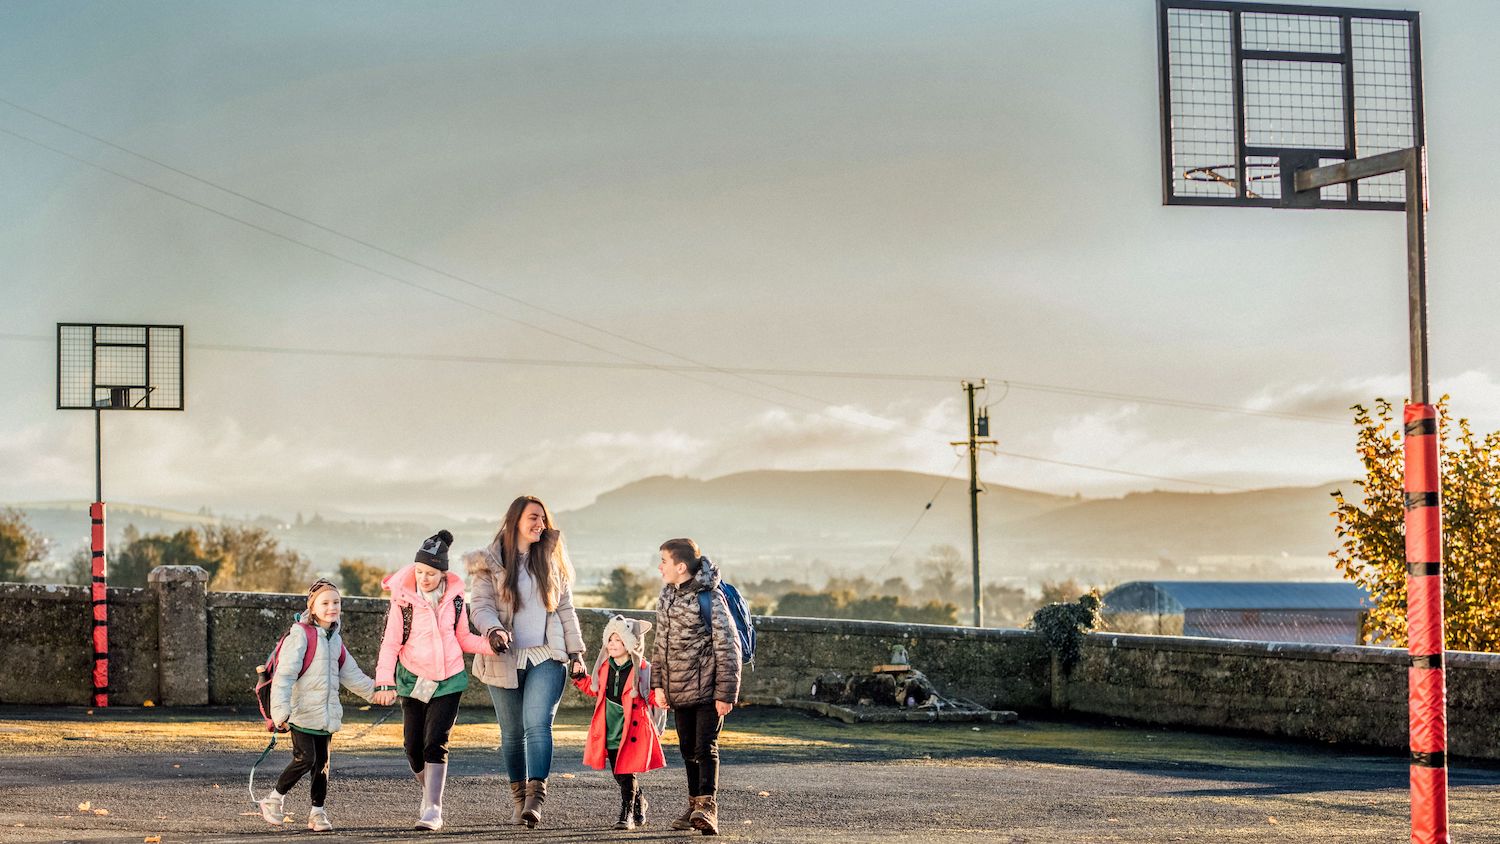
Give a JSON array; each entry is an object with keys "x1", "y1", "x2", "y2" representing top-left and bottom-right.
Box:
[{"x1": 147, "y1": 566, "x2": 210, "y2": 584}]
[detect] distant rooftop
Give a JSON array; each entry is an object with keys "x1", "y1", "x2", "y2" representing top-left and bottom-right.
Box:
[{"x1": 1102, "y1": 581, "x2": 1371, "y2": 614}]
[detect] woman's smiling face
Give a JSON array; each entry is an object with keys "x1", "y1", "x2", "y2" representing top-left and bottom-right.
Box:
[{"x1": 518, "y1": 502, "x2": 547, "y2": 546}]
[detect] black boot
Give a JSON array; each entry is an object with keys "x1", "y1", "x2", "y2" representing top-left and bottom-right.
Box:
[
  {"x1": 613, "y1": 773, "x2": 637, "y2": 830},
  {"x1": 633, "y1": 786, "x2": 648, "y2": 827}
]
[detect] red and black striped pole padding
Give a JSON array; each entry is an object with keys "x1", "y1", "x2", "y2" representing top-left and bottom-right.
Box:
[
  {"x1": 90, "y1": 502, "x2": 109, "y2": 707},
  {"x1": 1404, "y1": 403, "x2": 1447, "y2": 844}
]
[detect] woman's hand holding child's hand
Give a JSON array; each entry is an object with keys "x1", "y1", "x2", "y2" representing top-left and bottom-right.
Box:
[
  {"x1": 372, "y1": 690, "x2": 396, "y2": 706},
  {"x1": 651, "y1": 689, "x2": 668, "y2": 708},
  {"x1": 486, "y1": 628, "x2": 511, "y2": 653}
]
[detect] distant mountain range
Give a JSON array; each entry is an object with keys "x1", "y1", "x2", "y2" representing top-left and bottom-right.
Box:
[{"x1": 10, "y1": 469, "x2": 1352, "y2": 590}]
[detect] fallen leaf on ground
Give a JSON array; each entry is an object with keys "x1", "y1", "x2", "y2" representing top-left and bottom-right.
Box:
[
  {"x1": 758, "y1": 791, "x2": 770, "y2": 797},
  {"x1": 1268, "y1": 817, "x2": 1279, "y2": 825},
  {"x1": 94, "y1": 808, "x2": 110, "y2": 816},
  {"x1": 143, "y1": 700, "x2": 155, "y2": 707},
  {"x1": 212, "y1": 784, "x2": 221, "y2": 789},
  {"x1": 172, "y1": 764, "x2": 180, "y2": 769},
  {"x1": 77, "y1": 802, "x2": 91, "y2": 812},
  {"x1": 560, "y1": 773, "x2": 575, "y2": 779},
  {"x1": 145, "y1": 837, "x2": 162, "y2": 843},
  {"x1": 1108, "y1": 817, "x2": 1119, "y2": 822}
]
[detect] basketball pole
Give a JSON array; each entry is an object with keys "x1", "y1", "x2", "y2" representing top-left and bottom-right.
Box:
[
  {"x1": 1298, "y1": 146, "x2": 1446, "y2": 844},
  {"x1": 91, "y1": 406, "x2": 109, "y2": 708}
]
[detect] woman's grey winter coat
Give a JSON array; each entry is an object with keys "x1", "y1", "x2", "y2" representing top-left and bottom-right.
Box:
[
  {"x1": 269, "y1": 618, "x2": 377, "y2": 733},
  {"x1": 464, "y1": 544, "x2": 586, "y2": 689},
  {"x1": 651, "y1": 557, "x2": 742, "y2": 708}
]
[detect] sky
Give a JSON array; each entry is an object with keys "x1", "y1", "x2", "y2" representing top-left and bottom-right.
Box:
[{"x1": 1, "y1": 0, "x2": 1497, "y2": 520}]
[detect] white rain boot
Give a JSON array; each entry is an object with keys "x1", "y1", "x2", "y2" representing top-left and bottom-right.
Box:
[
  {"x1": 307, "y1": 806, "x2": 333, "y2": 832},
  {"x1": 256, "y1": 790, "x2": 285, "y2": 825},
  {"x1": 414, "y1": 767, "x2": 429, "y2": 819},
  {"x1": 415, "y1": 762, "x2": 447, "y2": 830}
]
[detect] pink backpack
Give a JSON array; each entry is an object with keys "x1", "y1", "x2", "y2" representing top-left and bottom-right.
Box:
[{"x1": 252, "y1": 622, "x2": 346, "y2": 732}]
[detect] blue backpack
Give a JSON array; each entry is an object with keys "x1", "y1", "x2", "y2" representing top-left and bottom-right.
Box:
[{"x1": 698, "y1": 580, "x2": 756, "y2": 667}]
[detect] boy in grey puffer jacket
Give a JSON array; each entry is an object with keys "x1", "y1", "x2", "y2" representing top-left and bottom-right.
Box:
[
  {"x1": 257, "y1": 579, "x2": 379, "y2": 832},
  {"x1": 651, "y1": 538, "x2": 741, "y2": 836}
]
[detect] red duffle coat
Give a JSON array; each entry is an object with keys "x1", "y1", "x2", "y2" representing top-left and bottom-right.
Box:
[{"x1": 574, "y1": 658, "x2": 667, "y2": 775}]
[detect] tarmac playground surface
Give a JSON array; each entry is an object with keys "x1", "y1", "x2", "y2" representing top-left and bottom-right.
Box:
[{"x1": 1, "y1": 704, "x2": 1497, "y2": 843}]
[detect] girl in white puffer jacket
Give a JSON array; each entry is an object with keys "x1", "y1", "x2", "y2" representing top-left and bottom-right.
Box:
[{"x1": 257, "y1": 579, "x2": 379, "y2": 832}]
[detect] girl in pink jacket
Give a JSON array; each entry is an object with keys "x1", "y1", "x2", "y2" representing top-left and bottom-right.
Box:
[{"x1": 374, "y1": 530, "x2": 497, "y2": 831}]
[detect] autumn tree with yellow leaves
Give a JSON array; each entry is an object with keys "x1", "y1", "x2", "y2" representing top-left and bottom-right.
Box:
[{"x1": 1331, "y1": 398, "x2": 1500, "y2": 652}]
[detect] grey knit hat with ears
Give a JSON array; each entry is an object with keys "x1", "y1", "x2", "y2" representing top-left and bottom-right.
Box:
[{"x1": 589, "y1": 615, "x2": 653, "y2": 691}]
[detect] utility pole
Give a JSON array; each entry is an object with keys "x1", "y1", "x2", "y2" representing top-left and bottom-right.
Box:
[{"x1": 952, "y1": 380, "x2": 996, "y2": 627}]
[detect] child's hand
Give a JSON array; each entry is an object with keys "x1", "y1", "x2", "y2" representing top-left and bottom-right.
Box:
[
  {"x1": 651, "y1": 689, "x2": 667, "y2": 708},
  {"x1": 372, "y1": 690, "x2": 396, "y2": 706}
]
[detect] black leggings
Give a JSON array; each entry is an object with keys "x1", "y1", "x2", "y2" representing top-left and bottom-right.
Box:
[
  {"x1": 672, "y1": 703, "x2": 724, "y2": 797},
  {"x1": 401, "y1": 691, "x2": 463, "y2": 770},
  {"x1": 275, "y1": 729, "x2": 331, "y2": 807},
  {"x1": 607, "y1": 748, "x2": 638, "y2": 800}
]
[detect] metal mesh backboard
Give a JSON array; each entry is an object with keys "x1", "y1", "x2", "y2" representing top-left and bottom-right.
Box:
[
  {"x1": 1158, "y1": 0, "x2": 1422, "y2": 209},
  {"x1": 57, "y1": 323, "x2": 184, "y2": 410}
]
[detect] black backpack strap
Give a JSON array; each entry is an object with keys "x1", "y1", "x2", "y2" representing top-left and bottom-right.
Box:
[{"x1": 401, "y1": 604, "x2": 413, "y2": 645}]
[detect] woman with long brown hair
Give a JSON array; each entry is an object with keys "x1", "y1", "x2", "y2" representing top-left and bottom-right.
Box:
[{"x1": 464, "y1": 495, "x2": 585, "y2": 829}]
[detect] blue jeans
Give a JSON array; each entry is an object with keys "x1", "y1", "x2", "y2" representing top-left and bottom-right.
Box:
[{"x1": 487, "y1": 659, "x2": 565, "y2": 782}]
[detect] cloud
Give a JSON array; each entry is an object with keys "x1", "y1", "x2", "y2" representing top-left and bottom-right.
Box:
[
  {"x1": 8, "y1": 371, "x2": 1496, "y2": 520},
  {"x1": 1245, "y1": 370, "x2": 1500, "y2": 427}
]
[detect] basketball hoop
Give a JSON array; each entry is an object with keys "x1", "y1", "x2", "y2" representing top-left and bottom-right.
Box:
[{"x1": 55, "y1": 323, "x2": 185, "y2": 708}]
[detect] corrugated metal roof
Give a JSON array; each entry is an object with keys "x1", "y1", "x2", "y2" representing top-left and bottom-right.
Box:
[{"x1": 1102, "y1": 580, "x2": 1371, "y2": 613}]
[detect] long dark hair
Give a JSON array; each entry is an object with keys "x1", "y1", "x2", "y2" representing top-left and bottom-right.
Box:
[{"x1": 491, "y1": 495, "x2": 574, "y2": 612}]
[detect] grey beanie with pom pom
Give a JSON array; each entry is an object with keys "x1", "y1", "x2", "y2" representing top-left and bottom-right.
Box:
[{"x1": 415, "y1": 529, "x2": 455, "y2": 571}]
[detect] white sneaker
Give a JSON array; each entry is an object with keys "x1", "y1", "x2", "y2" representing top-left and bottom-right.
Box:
[
  {"x1": 256, "y1": 791, "x2": 285, "y2": 825},
  {"x1": 307, "y1": 807, "x2": 333, "y2": 832}
]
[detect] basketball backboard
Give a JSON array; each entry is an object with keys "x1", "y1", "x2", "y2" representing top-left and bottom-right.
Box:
[
  {"x1": 1158, "y1": 0, "x2": 1422, "y2": 209},
  {"x1": 57, "y1": 323, "x2": 184, "y2": 411}
]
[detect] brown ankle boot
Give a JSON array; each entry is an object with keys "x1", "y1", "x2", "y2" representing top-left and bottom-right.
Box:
[
  {"x1": 507, "y1": 781, "x2": 525, "y2": 825},
  {"x1": 521, "y1": 778, "x2": 547, "y2": 828},
  {"x1": 690, "y1": 795, "x2": 719, "y2": 836},
  {"x1": 671, "y1": 798, "x2": 696, "y2": 830}
]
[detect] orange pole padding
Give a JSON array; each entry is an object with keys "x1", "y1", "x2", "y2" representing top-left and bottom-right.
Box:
[
  {"x1": 1403, "y1": 404, "x2": 1440, "y2": 493},
  {"x1": 1408, "y1": 667, "x2": 1447, "y2": 753},
  {"x1": 89, "y1": 502, "x2": 108, "y2": 707},
  {"x1": 1403, "y1": 402, "x2": 1447, "y2": 844},
  {"x1": 1405, "y1": 506, "x2": 1442, "y2": 571},
  {"x1": 1410, "y1": 764, "x2": 1450, "y2": 844},
  {"x1": 1406, "y1": 573, "x2": 1444, "y2": 658}
]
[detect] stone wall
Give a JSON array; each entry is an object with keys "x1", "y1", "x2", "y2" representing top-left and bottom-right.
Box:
[
  {"x1": 3, "y1": 573, "x2": 1499, "y2": 760},
  {"x1": 0, "y1": 582, "x2": 158, "y2": 705},
  {"x1": 1060, "y1": 632, "x2": 1500, "y2": 758}
]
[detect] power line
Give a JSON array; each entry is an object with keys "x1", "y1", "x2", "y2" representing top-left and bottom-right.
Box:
[
  {"x1": 879, "y1": 456, "x2": 966, "y2": 579},
  {"x1": 0, "y1": 96, "x2": 861, "y2": 415},
  {"x1": 0, "y1": 97, "x2": 1347, "y2": 427},
  {"x1": 0, "y1": 122, "x2": 863, "y2": 421},
  {"x1": 0, "y1": 125, "x2": 1316, "y2": 493},
  {"x1": 0, "y1": 330, "x2": 1313, "y2": 491}
]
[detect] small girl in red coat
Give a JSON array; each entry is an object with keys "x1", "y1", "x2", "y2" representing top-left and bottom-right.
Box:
[{"x1": 573, "y1": 615, "x2": 667, "y2": 830}]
